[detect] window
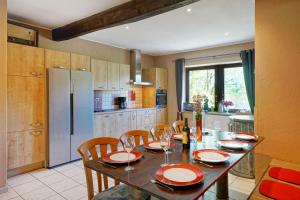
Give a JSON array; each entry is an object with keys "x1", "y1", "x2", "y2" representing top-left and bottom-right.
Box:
[{"x1": 186, "y1": 63, "x2": 250, "y2": 111}]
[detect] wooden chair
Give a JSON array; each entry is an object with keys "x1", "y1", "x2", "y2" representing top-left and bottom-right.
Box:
[
  {"x1": 172, "y1": 120, "x2": 184, "y2": 133},
  {"x1": 120, "y1": 130, "x2": 149, "y2": 147},
  {"x1": 150, "y1": 123, "x2": 170, "y2": 141},
  {"x1": 77, "y1": 137, "x2": 149, "y2": 200}
]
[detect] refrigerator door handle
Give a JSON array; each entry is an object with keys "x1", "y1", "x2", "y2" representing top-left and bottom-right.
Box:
[{"x1": 70, "y1": 80, "x2": 75, "y2": 135}]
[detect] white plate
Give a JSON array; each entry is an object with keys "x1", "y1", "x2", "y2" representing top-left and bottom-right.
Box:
[
  {"x1": 234, "y1": 134, "x2": 257, "y2": 140},
  {"x1": 217, "y1": 140, "x2": 249, "y2": 149},
  {"x1": 163, "y1": 168, "x2": 197, "y2": 182},
  {"x1": 110, "y1": 152, "x2": 135, "y2": 162},
  {"x1": 148, "y1": 142, "x2": 162, "y2": 149},
  {"x1": 196, "y1": 152, "x2": 229, "y2": 163},
  {"x1": 173, "y1": 134, "x2": 182, "y2": 140}
]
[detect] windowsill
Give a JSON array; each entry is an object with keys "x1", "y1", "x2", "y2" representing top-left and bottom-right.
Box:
[{"x1": 183, "y1": 110, "x2": 251, "y2": 117}]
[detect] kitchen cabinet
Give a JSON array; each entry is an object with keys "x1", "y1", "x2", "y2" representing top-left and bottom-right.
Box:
[
  {"x1": 142, "y1": 68, "x2": 168, "y2": 90},
  {"x1": 7, "y1": 76, "x2": 45, "y2": 133},
  {"x1": 116, "y1": 112, "x2": 130, "y2": 137},
  {"x1": 119, "y1": 64, "x2": 130, "y2": 91},
  {"x1": 156, "y1": 108, "x2": 168, "y2": 124},
  {"x1": 7, "y1": 129, "x2": 45, "y2": 170},
  {"x1": 137, "y1": 109, "x2": 156, "y2": 131},
  {"x1": 94, "y1": 114, "x2": 116, "y2": 138},
  {"x1": 130, "y1": 111, "x2": 137, "y2": 130},
  {"x1": 156, "y1": 68, "x2": 168, "y2": 90},
  {"x1": 107, "y1": 62, "x2": 120, "y2": 90},
  {"x1": 8, "y1": 42, "x2": 44, "y2": 77},
  {"x1": 71, "y1": 53, "x2": 91, "y2": 71},
  {"x1": 45, "y1": 49, "x2": 70, "y2": 69},
  {"x1": 91, "y1": 58, "x2": 108, "y2": 90}
]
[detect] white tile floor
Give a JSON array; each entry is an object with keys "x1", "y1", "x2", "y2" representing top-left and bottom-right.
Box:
[{"x1": 0, "y1": 160, "x2": 255, "y2": 200}]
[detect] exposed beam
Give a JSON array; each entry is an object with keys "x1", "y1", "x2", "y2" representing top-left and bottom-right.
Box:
[{"x1": 52, "y1": 0, "x2": 199, "y2": 41}]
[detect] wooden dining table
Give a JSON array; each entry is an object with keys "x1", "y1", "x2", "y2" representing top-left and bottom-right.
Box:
[{"x1": 85, "y1": 130, "x2": 264, "y2": 200}]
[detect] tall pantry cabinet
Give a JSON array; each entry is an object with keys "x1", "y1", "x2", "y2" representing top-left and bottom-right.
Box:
[{"x1": 7, "y1": 43, "x2": 46, "y2": 171}]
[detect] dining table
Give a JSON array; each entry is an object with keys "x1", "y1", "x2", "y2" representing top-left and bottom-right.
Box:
[{"x1": 85, "y1": 130, "x2": 264, "y2": 200}]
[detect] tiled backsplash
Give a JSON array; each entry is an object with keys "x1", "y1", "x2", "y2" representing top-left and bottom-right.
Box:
[{"x1": 94, "y1": 86, "x2": 142, "y2": 111}]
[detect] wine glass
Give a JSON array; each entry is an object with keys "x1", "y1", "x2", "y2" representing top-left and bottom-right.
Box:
[
  {"x1": 122, "y1": 136, "x2": 134, "y2": 171},
  {"x1": 164, "y1": 127, "x2": 174, "y2": 154},
  {"x1": 160, "y1": 133, "x2": 170, "y2": 167}
]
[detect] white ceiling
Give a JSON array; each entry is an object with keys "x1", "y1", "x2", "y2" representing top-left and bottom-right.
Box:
[{"x1": 8, "y1": 0, "x2": 254, "y2": 56}]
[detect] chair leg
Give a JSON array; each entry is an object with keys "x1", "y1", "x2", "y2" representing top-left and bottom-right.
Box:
[
  {"x1": 103, "y1": 175, "x2": 108, "y2": 189},
  {"x1": 115, "y1": 179, "x2": 120, "y2": 185}
]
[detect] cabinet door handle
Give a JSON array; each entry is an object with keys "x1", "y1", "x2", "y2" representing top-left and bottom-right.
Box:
[
  {"x1": 54, "y1": 66, "x2": 65, "y2": 69},
  {"x1": 30, "y1": 131, "x2": 42, "y2": 136},
  {"x1": 77, "y1": 68, "x2": 87, "y2": 71},
  {"x1": 104, "y1": 115, "x2": 109, "y2": 118},
  {"x1": 30, "y1": 72, "x2": 37, "y2": 76},
  {"x1": 30, "y1": 122, "x2": 42, "y2": 127}
]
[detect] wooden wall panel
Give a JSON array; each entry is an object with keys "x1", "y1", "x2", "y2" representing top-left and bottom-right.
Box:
[
  {"x1": 255, "y1": 0, "x2": 300, "y2": 163},
  {"x1": 0, "y1": 0, "x2": 7, "y2": 189}
]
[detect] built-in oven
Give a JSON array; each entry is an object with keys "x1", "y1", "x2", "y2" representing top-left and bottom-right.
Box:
[{"x1": 156, "y1": 89, "x2": 167, "y2": 108}]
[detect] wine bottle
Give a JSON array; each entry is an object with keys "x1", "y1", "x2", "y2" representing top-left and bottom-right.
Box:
[{"x1": 182, "y1": 118, "x2": 190, "y2": 149}]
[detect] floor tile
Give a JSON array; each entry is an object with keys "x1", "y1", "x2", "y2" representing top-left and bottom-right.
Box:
[
  {"x1": 21, "y1": 187, "x2": 57, "y2": 200},
  {"x1": 229, "y1": 189, "x2": 249, "y2": 200},
  {"x1": 39, "y1": 173, "x2": 68, "y2": 186},
  {"x1": 61, "y1": 167, "x2": 84, "y2": 178},
  {"x1": 13, "y1": 180, "x2": 45, "y2": 195},
  {"x1": 71, "y1": 174, "x2": 86, "y2": 185},
  {"x1": 0, "y1": 188, "x2": 19, "y2": 200},
  {"x1": 9, "y1": 197, "x2": 23, "y2": 200},
  {"x1": 30, "y1": 168, "x2": 58, "y2": 179},
  {"x1": 49, "y1": 178, "x2": 80, "y2": 193},
  {"x1": 8, "y1": 174, "x2": 36, "y2": 187},
  {"x1": 230, "y1": 177, "x2": 255, "y2": 194},
  {"x1": 60, "y1": 185, "x2": 87, "y2": 200},
  {"x1": 45, "y1": 194, "x2": 65, "y2": 200},
  {"x1": 72, "y1": 160, "x2": 84, "y2": 168},
  {"x1": 53, "y1": 163, "x2": 77, "y2": 173},
  {"x1": 228, "y1": 173, "x2": 238, "y2": 185}
]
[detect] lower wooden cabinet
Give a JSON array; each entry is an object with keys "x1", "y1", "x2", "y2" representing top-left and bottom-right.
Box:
[
  {"x1": 7, "y1": 129, "x2": 45, "y2": 170},
  {"x1": 156, "y1": 108, "x2": 168, "y2": 124},
  {"x1": 94, "y1": 114, "x2": 116, "y2": 138}
]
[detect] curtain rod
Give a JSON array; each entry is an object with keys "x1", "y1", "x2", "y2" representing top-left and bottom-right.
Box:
[{"x1": 173, "y1": 52, "x2": 241, "y2": 62}]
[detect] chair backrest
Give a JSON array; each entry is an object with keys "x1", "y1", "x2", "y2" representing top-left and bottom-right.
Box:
[
  {"x1": 120, "y1": 130, "x2": 149, "y2": 146},
  {"x1": 150, "y1": 123, "x2": 170, "y2": 141},
  {"x1": 77, "y1": 137, "x2": 119, "y2": 200},
  {"x1": 172, "y1": 120, "x2": 184, "y2": 133}
]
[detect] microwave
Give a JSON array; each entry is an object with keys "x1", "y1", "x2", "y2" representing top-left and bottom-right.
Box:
[{"x1": 156, "y1": 89, "x2": 167, "y2": 108}]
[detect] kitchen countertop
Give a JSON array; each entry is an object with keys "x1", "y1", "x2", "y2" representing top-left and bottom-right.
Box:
[
  {"x1": 229, "y1": 115, "x2": 254, "y2": 122},
  {"x1": 94, "y1": 107, "x2": 156, "y2": 114}
]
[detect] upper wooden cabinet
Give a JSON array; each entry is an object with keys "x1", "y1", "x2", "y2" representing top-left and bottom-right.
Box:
[
  {"x1": 91, "y1": 58, "x2": 108, "y2": 90},
  {"x1": 7, "y1": 76, "x2": 45, "y2": 133},
  {"x1": 119, "y1": 64, "x2": 130, "y2": 91},
  {"x1": 142, "y1": 68, "x2": 168, "y2": 90},
  {"x1": 71, "y1": 53, "x2": 91, "y2": 71},
  {"x1": 45, "y1": 49, "x2": 70, "y2": 69},
  {"x1": 107, "y1": 62, "x2": 120, "y2": 90},
  {"x1": 8, "y1": 43, "x2": 45, "y2": 77},
  {"x1": 156, "y1": 68, "x2": 168, "y2": 90}
]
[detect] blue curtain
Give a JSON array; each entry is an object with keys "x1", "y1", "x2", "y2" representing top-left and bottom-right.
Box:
[
  {"x1": 175, "y1": 58, "x2": 185, "y2": 120},
  {"x1": 240, "y1": 49, "x2": 255, "y2": 114}
]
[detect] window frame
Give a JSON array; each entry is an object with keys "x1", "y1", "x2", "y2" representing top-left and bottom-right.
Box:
[{"x1": 186, "y1": 63, "x2": 243, "y2": 111}]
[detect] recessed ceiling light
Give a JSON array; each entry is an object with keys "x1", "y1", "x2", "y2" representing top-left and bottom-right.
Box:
[
  {"x1": 187, "y1": 8, "x2": 192, "y2": 12},
  {"x1": 224, "y1": 32, "x2": 230, "y2": 36},
  {"x1": 125, "y1": 25, "x2": 129, "y2": 29}
]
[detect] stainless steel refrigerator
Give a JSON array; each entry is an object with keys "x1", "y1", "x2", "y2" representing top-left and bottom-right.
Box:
[{"x1": 47, "y1": 68, "x2": 93, "y2": 167}]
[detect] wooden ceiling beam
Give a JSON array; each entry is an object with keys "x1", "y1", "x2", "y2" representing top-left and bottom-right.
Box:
[{"x1": 52, "y1": 0, "x2": 199, "y2": 41}]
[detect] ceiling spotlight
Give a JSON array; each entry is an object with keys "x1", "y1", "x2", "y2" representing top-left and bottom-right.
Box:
[
  {"x1": 224, "y1": 32, "x2": 229, "y2": 36},
  {"x1": 125, "y1": 25, "x2": 129, "y2": 29},
  {"x1": 187, "y1": 8, "x2": 192, "y2": 12}
]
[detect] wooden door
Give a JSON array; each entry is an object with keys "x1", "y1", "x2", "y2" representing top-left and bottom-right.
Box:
[
  {"x1": 45, "y1": 49, "x2": 70, "y2": 69},
  {"x1": 7, "y1": 76, "x2": 45, "y2": 133},
  {"x1": 71, "y1": 53, "x2": 91, "y2": 71},
  {"x1": 107, "y1": 62, "x2": 120, "y2": 90},
  {"x1": 156, "y1": 108, "x2": 168, "y2": 124},
  {"x1": 8, "y1": 43, "x2": 45, "y2": 77},
  {"x1": 7, "y1": 129, "x2": 45, "y2": 170},
  {"x1": 91, "y1": 58, "x2": 108, "y2": 90},
  {"x1": 119, "y1": 64, "x2": 130, "y2": 91}
]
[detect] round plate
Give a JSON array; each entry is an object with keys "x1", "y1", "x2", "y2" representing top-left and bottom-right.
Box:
[
  {"x1": 217, "y1": 140, "x2": 249, "y2": 150},
  {"x1": 144, "y1": 141, "x2": 175, "y2": 150},
  {"x1": 155, "y1": 163, "x2": 204, "y2": 186},
  {"x1": 172, "y1": 134, "x2": 182, "y2": 140},
  {"x1": 192, "y1": 149, "x2": 230, "y2": 163},
  {"x1": 102, "y1": 151, "x2": 142, "y2": 164},
  {"x1": 234, "y1": 132, "x2": 258, "y2": 141}
]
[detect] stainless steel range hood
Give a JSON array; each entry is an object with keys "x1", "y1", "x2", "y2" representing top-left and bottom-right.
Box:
[{"x1": 130, "y1": 49, "x2": 153, "y2": 86}]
